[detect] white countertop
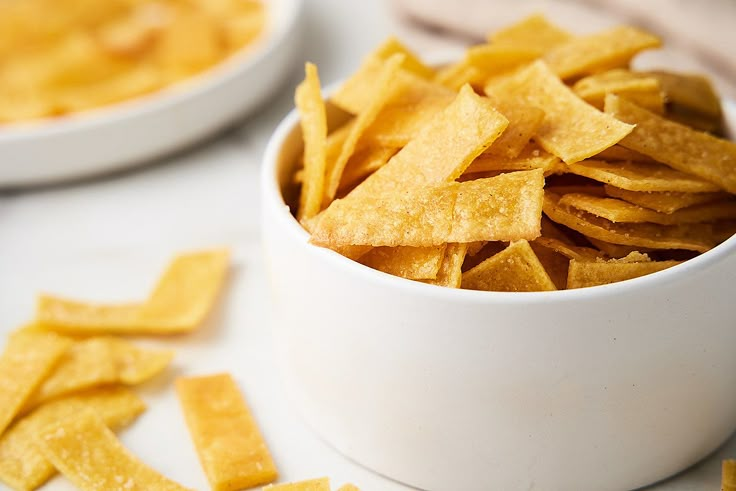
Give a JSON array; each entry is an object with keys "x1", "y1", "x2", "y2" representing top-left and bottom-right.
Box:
[{"x1": 0, "y1": 1, "x2": 733, "y2": 490}]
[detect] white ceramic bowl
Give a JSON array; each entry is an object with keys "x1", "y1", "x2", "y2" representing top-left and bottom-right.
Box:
[
  {"x1": 0, "y1": 0, "x2": 303, "y2": 188},
  {"x1": 261, "y1": 97, "x2": 736, "y2": 491}
]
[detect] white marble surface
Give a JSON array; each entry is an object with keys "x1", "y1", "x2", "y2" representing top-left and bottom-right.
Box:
[{"x1": 0, "y1": 1, "x2": 733, "y2": 490}]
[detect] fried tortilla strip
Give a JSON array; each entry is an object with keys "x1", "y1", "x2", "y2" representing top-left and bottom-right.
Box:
[
  {"x1": 332, "y1": 38, "x2": 432, "y2": 114},
  {"x1": 263, "y1": 478, "x2": 331, "y2": 491},
  {"x1": 176, "y1": 373, "x2": 277, "y2": 491},
  {"x1": 587, "y1": 238, "x2": 652, "y2": 258},
  {"x1": 35, "y1": 298, "x2": 141, "y2": 334},
  {"x1": 462, "y1": 44, "x2": 542, "y2": 85},
  {"x1": 605, "y1": 94, "x2": 736, "y2": 193},
  {"x1": 324, "y1": 54, "x2": 404, "y2": 205},
  {"x1": 39, "y1": 410, "x2": 191, "y2": 491},
  {"x1": 529, "y1": 241, "x2": 570, "y2": 290},
  {"x1": 0, "y1": 332, "x2": 70, "y2": 438},
  {"x1": 594, "y1": 145, "x2": 657, "y2": 163},
  {"x1": 573, "y1": 69, "x2": 664, "y2": 113},
  {"x1": 543, "y1": 26, "x2": 661, "y2": 79},
  {"x1": 462, "y1": 240, "x2": 556, "y2": 292},
  {"x1": 646, "y1": 70, "x2": 722, "y2": 120},
  {"x1": 312, "y1": 171, "x2": 544, "y2": 247},
  {"x1": 484, "y1": 97, "x2": 545, "y2": 159},
  {"x1": 533, "y1": 236, "x2": 601, "y2": 261},
  {"x1": 567, "y1": 256, "x2": 680, "y2": 289},
  {"x1": 338, "y1": 147, "x2": 397, "y2": 195},
  {"x1": 489, "y1": 14, "x2": 573, "y2": 52},
  {"x1": 423, "y1": 243, "x2": 468, "y2": 288},
  {"x1": 296, "y1": 62, "x2": 328, "y2": 221},
  {"x1": 486, "y1": 61, "x2": 633, "y2": 163},
  {"x1": 360, "y1": 245, "x2": 447, "y2": 280},
  {"x1": 723, "y1": 460, "x2": 736, "y2": 491},
  {"x1": 0, "y1": 388, "x2": 145, "y2": 491},
  {"x1": 466, "y1": 143, "x2": 562, "y2": 176},
  {"x1": 543, "y1": 192, "x2": 721, "y2": 252},
  {"x1": 604, "y1": 184, "x2": 730, "y2": 214},
  {"x1": 110, "y1": 338, "x2": 174, "y2": 385},
  {"x1": 566, "y1": 160, "x2": 721, "y2": 193},
  {"x1": 559, "y1": 193, "x2": 736, "y2": 225}
]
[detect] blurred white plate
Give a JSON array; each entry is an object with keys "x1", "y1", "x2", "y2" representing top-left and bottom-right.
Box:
[{"x1": 0, "y1": 0, "x2": 304, "y2": 188}]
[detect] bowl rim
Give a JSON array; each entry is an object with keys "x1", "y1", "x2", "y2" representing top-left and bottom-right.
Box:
[
  {"x1": 0, "y1": 0, "x2": 304, "y2": 140},
  {"x1": 262, "y1": 81, "x2": 736, "y2": 305}
]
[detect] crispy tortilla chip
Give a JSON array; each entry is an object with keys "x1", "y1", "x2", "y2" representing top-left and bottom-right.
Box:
[
  {"x1": 36, "y1": 297, "x2": 141, "y2": 334},
  {"x1": 544, "y1": 192, "x2": 721, "y2": 252},
  {"x1": 528, "y1": 241, "x2": 569, "y2": 289},
  {"x1": 462, "y1": 240, "x2": 556, "y2": 292},
  {"x1": 263, "y1": 478, "x2": 331, "y2": 491},
  {"x1": 540, "y1": 215, "x2": 576, "y2": 245},
  {"x1": 486, "y1": 61, "x2": 633, "y2": 163},
  {"x1": 484, "y1": 97, "x2": 545, "y2": 159},
  {"x1": 466, "y1": 143, "x2": 562, "y2": 176},
  {"x1": 464, "y1": 44, "x2": 542, "y2": 83},
  {"x1": 39, "y1": 410, "x2": 191, "y2": 491},
  {"x1": 605, "y1": 94, "x2": 736, "y2": 193},
  {"x1": 586, "y1": 238, "x2": 651, "y2": 258},
  {"x1": 724, "y1": 460, "x2": 736, "y2": 491},
  {"x1": 543, "y1": 26, "x2": 660, "y2": 79},
  {"x1": 424, "y1": 243, "x2": 468, "y2": 288},
  {"x1": 566, "y1": 160, "x2": 722, "y2": 193},
  {"x1": 176, "y1": 374, "x2": 277, "y2": 491},
  {"x1": 296, "y1": 63, "x2": 328, "y2": 221},
  {"x1": 559, "y1": 193, "x2": 736, "y2": 225},
  {"x1": 312, "y1": 171, "x2": 544, "y2": 247},
  {"x1": 593, "y1": 145, "x2": 657, "y2": 163},
  {"x1": 324, "y1": 54, "x2": 404, "y2": 205},
  {"x1": 646, "y1": 71, "x2": 722, "y2": 120},
  {"x1": 567, "y1": 255, "x2": 680, "y2": 289},
  {"x1": 489, "y1": 14, "x2": 573, "y2": 52},
  {"x1": 360, "y1": 245, "x2": 446, "y2": 280},
  {"x1": 573, "y1": 69, "x2": 664, "y2": 113},
  {"x1": 338, "y1": 146, "x2": 397, "y2": 195},
  {"x1": 604, "y1": 184, "x2": 730, "y2": 214},
  {"x1": 110, "y1": 338, "x2": 174, "y2": 385},
  {"x1": 434, "y1": 62, "x2": 483, "y2": 91},
  {"x1": 0, "y1": 331, "x2": 70, "y2": 438},
  {"x1": 0, "y1": 388, "x2": 145, "y2": 491},
  {"x1": 533, "y1": 236, "x2": 602, "y2": 261}
]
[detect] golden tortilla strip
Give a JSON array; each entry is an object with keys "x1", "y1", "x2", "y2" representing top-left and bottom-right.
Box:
[
  {"x1": 338, "y1": 147, "x2": 397, "y2": 195},
  {"x1": 331, "y1": 38, "x2": 432, "y2": 114},
  {"x1": 723, "y1": 460, "x2": 736, "y2": 491},
  {"x1": 360, "y1": 245, "x2": 446, "y2": 280},
  {"x1": 566, "y1": 160, "x2": 722, "y2": 193},
  {"x1": 586, "y1": 238, "x2": 651, "y2": 258},
  {"x1": 605, "y1": 94, "x2": 736, "y2": 193},
  {"x1": 593, "y1": 145, "x2": 657, "y2": 163},
  {"x1": 573, "y1": 69, "x2": 664, "y2": 113},
  {"x1": 543, "y1": 26, "x2": 661, "y2": 80},
  {"x1": 434, "y1": 62, "x2": 483, "y2": 91},
  {"x1": 176, "y1": 373, "x2": 277, "y2": 491},
  {"x1": 567, "y1": 256, "x2": 680, "y2": 289},
  {"x1": 263, "y1": 478, "x2": 331, "y2": 491},
  {"x1": 543, "y1": 192, "x2": 722, "y2": 252},
  {"x1": 486, "y1": 60, "x2": 633, "y2": 163},
  {"x1": 109, "y1": 338, "x2": 174, "y2": 385},
  {"x1": 296, "y1": 62, "x2": 328, "y2": 222},
  {"x1": 462, "y1": 240, "x2": 556, "y2": 292},
  {"x1": 529, "y1": 241, "x2": 570, "y2": 289},
  {"x1": 489, "y1": 14, "x2": 573, "y2": 52},
  {"x1": 603, "y1": 184, "x2": 730, "y2": 214},
  {"x1": 39, "y1": 410, "x2": 191, "y2": 491},
  {"x1": 36, "y1": 249, "x2": 230, "y2": 335},
  {"x1": 324, "y1": 54, "x2": 404, "y2": 206},
  {"x1": 0, "y1": 331, "x2": 70, "y2": 439},
  {"x1": 462, "y1": 44, "x2": 542, "y2": 84},
  {"x1": 532, "y1": 236, "x2": 601, "y2": 261},
  {"x1": 311, "y1": 170, "x2": 544, "y2": 247},
  {"x1": 423, "y1": 243, "x2": 468, "y2": 288},
  {"x1": 0, "y1": 387, "x2": 145, "y2": 491},
  {"x1": 559, "y1": 193, "x2": 736, "y2": 225},
  {"x1": 645, "y1": 70, "x2": 722, "y2": 120},
  {"x1": 466, "y1": 143, "x2": 562, "y2": 176},
  {"x1": 484, "y1": 97, "x2": 545, "y2": 159}
]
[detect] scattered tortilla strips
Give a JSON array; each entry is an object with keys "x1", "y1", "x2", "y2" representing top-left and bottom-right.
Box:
[
  {"x1": 567, "y1": 256, "x2": 680, "y2": 289},
  {"x1": 324, "y1": 54, "x2": 404, "y2": 205},
  {"x1": 360, "y1": 245, "x2": 447, "y2": 280},
  {"x1": 36, "y1": 249, "x2": 229, "y2": 335},
  {"x1": 295, "y1": 62, "x2": 328, "y2": 221},
  {"x1": 559, "y1": 193, "x2": 736, "y2": 225},
  {"x1": 566, "y1": 160, "x2": 722, "y2": 193},
  {"x1": 543, "y1": 26, "x2": 661, "y2": 79},
  {"x1": 605, "y1": 94, "x2": 736, "y2": 193},
  {"x1": 466, "y1": 143, "x2": 562, "y2": 176},
  {"x1": 724, "y1": 460, "x2": 736, "y2": 491},
  {"x1": 462, "y1": 240, "x2": 556, "y2": 292},
  {"x1": 0, "y1": 388, "x2": 145, "y2": 491},
  {"x1": 543, "y1": 193, "x2": 721, "y2": 252},
  {"x1": 489, "y1": 14, "x2": 573, "y2": 52},
  {"x1": 573, "y1": 69, "x2": 664, "y2": 113},
  {"x1": 604, "y1": 184, "x2": 730, "y2": 214},
  {"x1": 263, "y1": 478, "x2": 331, "y2": 491},
  {"x1": 484, "y1": 97, "x2": 545, "y2": 159},
  {"x1": 424, "y1": 243, "x2": 468, "y2": 288},
  {"x1": 39, "y1": 410, "x2": 191, "y2": 491},
  {"x1": 486, "y1": 60, "x2": 633, "y2": 163},
  {"x1": 311, "y1": 171, "x2": 544, "y2": 247},
  {"x1": 0, "y1": 331, "x2": 70, "y2": 438},
  {"x1": 176, "y1": 373, "x2": 277, "y2": 491}
]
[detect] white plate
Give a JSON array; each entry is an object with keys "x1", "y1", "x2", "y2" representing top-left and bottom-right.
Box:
[{"x1": 0, "y1": 0, "x2": 304, "y2": 188}]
